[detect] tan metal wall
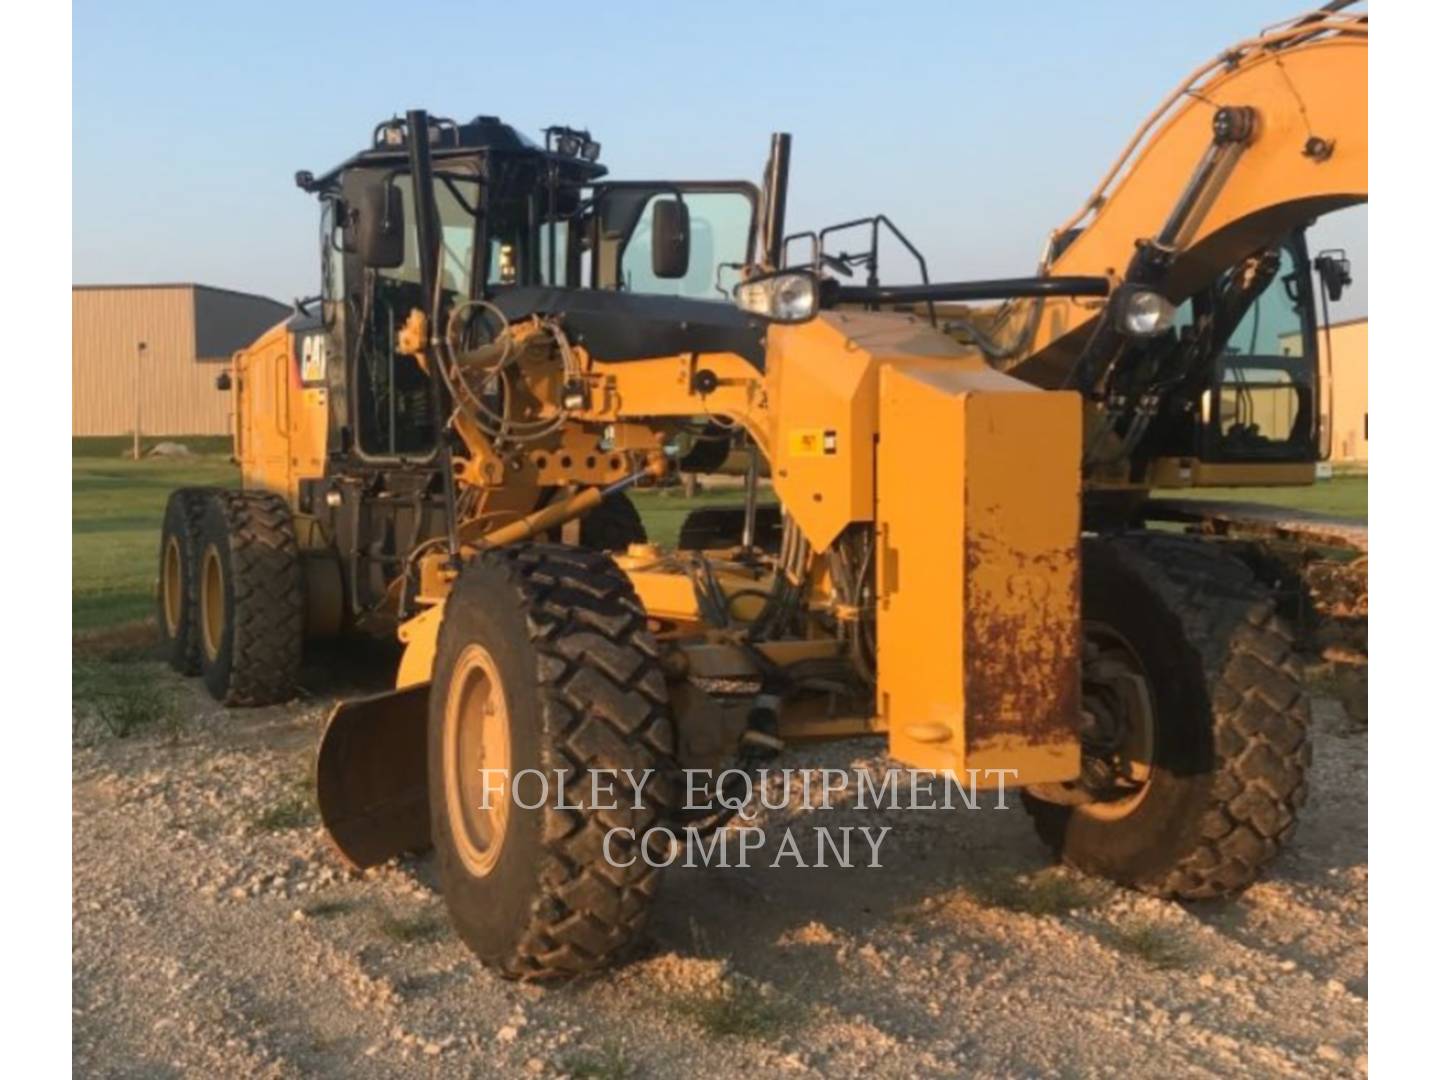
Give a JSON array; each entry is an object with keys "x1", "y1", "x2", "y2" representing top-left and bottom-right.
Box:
[
  {"x1": 1324, "y1": 319, "x2": 1367, "y2": 464},
  {"x1": 72, "y1": 285, "x2": 288, "y2": 437},
  {"x1": 73, "y1": 286, "x2": 212, "y2": 436},
  {"x1": 1278, "y1": 317, "x2": 1368, "y2": 465}
]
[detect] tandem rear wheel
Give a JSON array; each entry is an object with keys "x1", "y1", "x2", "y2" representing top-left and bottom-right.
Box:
[
  {"x1": 158, "y1": 487, "x2": 218, "y2": 675},
  {"x1": 188, "y1": 491, "x2": 305, "y2": 706}
]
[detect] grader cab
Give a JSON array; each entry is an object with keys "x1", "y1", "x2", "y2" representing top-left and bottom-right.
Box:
[{"x1": 155, "y1": 6, "x2": 1363, "y2": 980}]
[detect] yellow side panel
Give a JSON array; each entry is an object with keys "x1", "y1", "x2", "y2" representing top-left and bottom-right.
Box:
[
  {"x1": 765, "y1": 316, "x2": 878, "y2": 551},
  {"x1": 235, "y1": 326, "x2": 291, "y2": 494},
  {"x1": 236, "y1": 323, "x2": 329, "y2": 503},
  {"x1": 765, "y1": 312, "x2": 981, "y2": 551},
  {"x1": 876, "y1": 363, "x2": 1082, "y2": 785}
]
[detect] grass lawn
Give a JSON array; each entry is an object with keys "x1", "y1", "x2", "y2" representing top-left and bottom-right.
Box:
[
  {"x1": 71, "y1": 448, "x2": 1365, "y2": 635},
  {"x1": 73, "y1": 456, "x2": 238, "y2": 633},
  {"x1": 627, "y1": 487, "x2": 774, "y2": 548},
  {"x1": 73, "y1": 434, "x2": 233, "y2": 458},
  {"x1": 1160, "y1": 475, "x2": 1367, "y2": 520},
  {"x1": 68, "y1": 455, "x2": 757, "y2": 632}
]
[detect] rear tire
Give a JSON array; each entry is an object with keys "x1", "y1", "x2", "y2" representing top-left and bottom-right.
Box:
[
  {"x1": 196, "y1": 491, "x2": 304, "y2": 706},
  {"x1": 158, "y1": 487, "x2": 215, "y2": 674},
  {"x1": 428, "y1": 544, "x2": 675, "y2": 980},
  {"x1": 1023, "y1": 534, "x2": 1311, "y2": 899}
]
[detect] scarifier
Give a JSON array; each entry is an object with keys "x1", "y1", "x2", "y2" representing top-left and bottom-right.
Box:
[{"x1": 156, "y1": 6, "x2": 1366, "y2": 979}]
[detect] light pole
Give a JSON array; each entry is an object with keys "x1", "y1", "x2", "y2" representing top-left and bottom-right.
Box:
[{"x1": 134, "y1": 340, "x2": 147, "y2": 461}]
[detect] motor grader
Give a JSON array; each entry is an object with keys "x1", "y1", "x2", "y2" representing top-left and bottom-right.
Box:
[{"x1": 156, "y1": 6, "x2": 1365, "y2": 979}]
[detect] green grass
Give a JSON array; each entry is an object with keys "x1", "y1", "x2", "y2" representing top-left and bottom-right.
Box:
[
  {"x1": 966, "y1": 869, "x2": 1109, "y2": 916},
  {"x1": 73, "y1": 455, "x2": 239, "y2": 632},
  {"x1": 70, "y1": 449, "x2": 1363, "y2": 638},
  {"x1": 72, "y1": 658, "x2": 182, "y2": 740},
  {"x1": 1109, "y1": 919, "x2": 1196, "y2": 970},
  {"x1": 251, "y1": 794, "x2": 317, "y2": 833},
  {"x1": 375, "y1": 909, "x2": 446, "y2": 944},
  {"x1": 669, "y1": 975, "x2": 801, "y2": 1039},
  {"x1": 69, "y1": 462, "x2": 757, "y2": 634},
  {"x1": 301, "y1": 898, "x2": 356, "y2": 919},
  {"x1": 1161, "y1": 475, "x2": 1366, "y2": 520},
  {"x1": 628, "y1": 486, "x2": 774, "y2": 548},
  {"x1": 72, "y1": 434, "x2": 234, "y2": 458},
  {"x1": 560, "y1": 1042, "x2": 638, "y2": 1080}
]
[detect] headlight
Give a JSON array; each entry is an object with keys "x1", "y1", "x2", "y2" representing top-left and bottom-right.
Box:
[
  {"x1": 734, "y1": 271, "x2": 819, "y2": 324},
  {"x1": 1116, "y1": 287, "x2": 1176, "y2": 338}
]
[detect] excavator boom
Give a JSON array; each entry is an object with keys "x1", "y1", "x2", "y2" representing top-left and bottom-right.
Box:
[{"x1": 991, "y1": 7, "x2": 1366, "y2": 396}]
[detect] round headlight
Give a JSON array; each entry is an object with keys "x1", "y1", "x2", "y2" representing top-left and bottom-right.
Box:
[
  {"x1": 1118, "y1": 288, "x2": 1176, "y2": 337},
  {"x1": 772, "y1": 274, "x2": 816, "y2": 321},
  {"x1": 735, "y1": 271, "x2": 818, "y2": 324}
]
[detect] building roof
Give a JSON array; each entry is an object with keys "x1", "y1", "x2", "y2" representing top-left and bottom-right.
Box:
[
  {"x1": 1325, "y1": 315, "x2": 1367, "y2": 330},
  {"x1": 72, "y1": 282, "x2": 288, "y2": 309}
]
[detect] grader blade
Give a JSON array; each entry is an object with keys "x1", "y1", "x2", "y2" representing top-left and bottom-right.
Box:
[{"x1": 315, "y1": 684, "x2": 431, "y2": 869}]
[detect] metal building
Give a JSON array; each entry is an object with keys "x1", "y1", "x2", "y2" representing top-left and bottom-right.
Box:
[
  {"x1": 1321, "y1": 317, "x2": 1367, "y2": 465},
  {"x1": 72, "y1": 284, "x2": 290, "y2": 437}
]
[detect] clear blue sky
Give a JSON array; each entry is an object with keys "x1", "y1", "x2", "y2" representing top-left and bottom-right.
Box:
[{"x1": 72, "y1": 0, "x2": 1366, "y2": 320}]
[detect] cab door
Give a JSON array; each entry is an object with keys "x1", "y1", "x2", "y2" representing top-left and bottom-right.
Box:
[
  {"x1": 235, "y1": 327, "x2": 295, "y2": 497},
  {"x1": 1199, "y1": 236, "x2": 1319, "y2": 463}
]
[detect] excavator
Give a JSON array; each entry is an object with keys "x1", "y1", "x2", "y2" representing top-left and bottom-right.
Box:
[{"x1": 156, "y1": 5, "x2": 1365, "y2": 978}]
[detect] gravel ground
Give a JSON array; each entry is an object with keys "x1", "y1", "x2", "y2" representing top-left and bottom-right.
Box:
[{"x1": 73, "y1": 663, "x2": 1367, "y2": 1078}]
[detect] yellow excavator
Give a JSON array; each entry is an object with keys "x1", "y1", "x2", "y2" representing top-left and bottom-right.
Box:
[{"x1": 156, "y1": 6, "x2": 1365, "y2": 978}]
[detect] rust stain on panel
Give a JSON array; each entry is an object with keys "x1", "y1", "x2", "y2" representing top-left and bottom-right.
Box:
[{"x1": 963, "y1": 527, "x2": 1081, "y2": 748}]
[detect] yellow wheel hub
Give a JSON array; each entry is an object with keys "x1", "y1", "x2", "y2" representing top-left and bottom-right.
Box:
[
  {"x1": 200, "y1": 545, "x2": 225, "y2": 661},
  {"x1": 443, "y1": 643, "x2": 512, "y2": 878},
  {"x1": 162, "y1": 536, "x2": 184, "y2": 637}
]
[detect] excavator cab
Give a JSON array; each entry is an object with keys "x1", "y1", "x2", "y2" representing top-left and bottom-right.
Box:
[
  {"x1": 1140, "y1": 228, "x2": 1343, "y2": 469},
  {"x1": 1202, "y1": 234, "x2": 1325, "y2": 464}
]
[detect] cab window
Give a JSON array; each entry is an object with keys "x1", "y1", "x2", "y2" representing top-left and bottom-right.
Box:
[
  {"x1": 352, "y1": 169, "x2": 479, "y2": 457},
  {"x1": 1210, "y1": 244, "x2": 1313, "y2": 456},
  {"x1": 619, "y1": 191, "x2": 754, "y2": 300}
]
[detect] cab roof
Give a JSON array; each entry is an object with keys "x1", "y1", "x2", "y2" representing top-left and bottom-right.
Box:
[{"x1": 296, "y1": 114, "x2": 608, "y2": 195}]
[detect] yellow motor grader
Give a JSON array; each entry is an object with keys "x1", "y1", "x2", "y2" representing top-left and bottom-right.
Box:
[{"x1": 157, "y1": 6, "x2": 1365, "y2": 978}]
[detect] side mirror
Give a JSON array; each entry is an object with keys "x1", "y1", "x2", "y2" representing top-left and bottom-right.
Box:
[
  {"x1": 651, "y1": 199, "x2": 691, "y2": 279},
  {"x1": 351, "y1": 181, "x2": 405, "y2": 268},
  {"x1": 215, "y1": 371, "x2": 232, "y2": 391},
  {"x1": 1314, "y1": 248, "x2": 1352, "y2": 304}
]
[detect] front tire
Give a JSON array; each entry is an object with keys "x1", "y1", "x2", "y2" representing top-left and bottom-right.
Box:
[
  {"x1": 428, "y1": 544, "x2": 675, "y2": 979},
  {"x1": 196, "y1": 491, "x2": 304, "y2": 706},
  {"x1": 1024, "y1": 534, "x2": 1311, "y2": 899}
]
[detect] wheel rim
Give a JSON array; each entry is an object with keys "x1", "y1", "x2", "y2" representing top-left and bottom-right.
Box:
[
  {"x1": 1075, "y1": 622, "x2": 1156, "y2": 822},
  {"x1": 200, "y1": 545, "x2": 225, "y2": 661},
  {"x1": 443, "y1": 643, "x2": 512, "y2": 878},
  {"x1": 162, "y1": 536, "x2": 184, "y2": 637}
]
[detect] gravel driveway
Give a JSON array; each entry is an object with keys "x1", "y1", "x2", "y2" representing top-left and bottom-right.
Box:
[{"x1": 72, "y1": 666, "x2": 1367, "y2": 1078}]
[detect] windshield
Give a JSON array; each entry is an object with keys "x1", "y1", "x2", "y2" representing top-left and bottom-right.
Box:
[
  {"x1": 612, "y1": 189, "x2": 756, "y2": 300},
  {"x1": 376, "y1": 170, "x2": 480, "y2": 297},
  {"x1": 348, "y1": 167, "x2": 480, "y2": 458},
  {"x1": 1171, "y1": 240, "x2": 1318, "y2": 461}
]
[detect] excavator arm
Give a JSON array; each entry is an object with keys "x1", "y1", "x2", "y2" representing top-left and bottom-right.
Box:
[{"x1": 988, "y1": 5, "x2": 1366, "y2": 415}]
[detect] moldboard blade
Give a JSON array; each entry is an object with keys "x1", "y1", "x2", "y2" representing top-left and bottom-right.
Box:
[{"x1": 315, "y1": 684, "x2": 431, "y2": 869}]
